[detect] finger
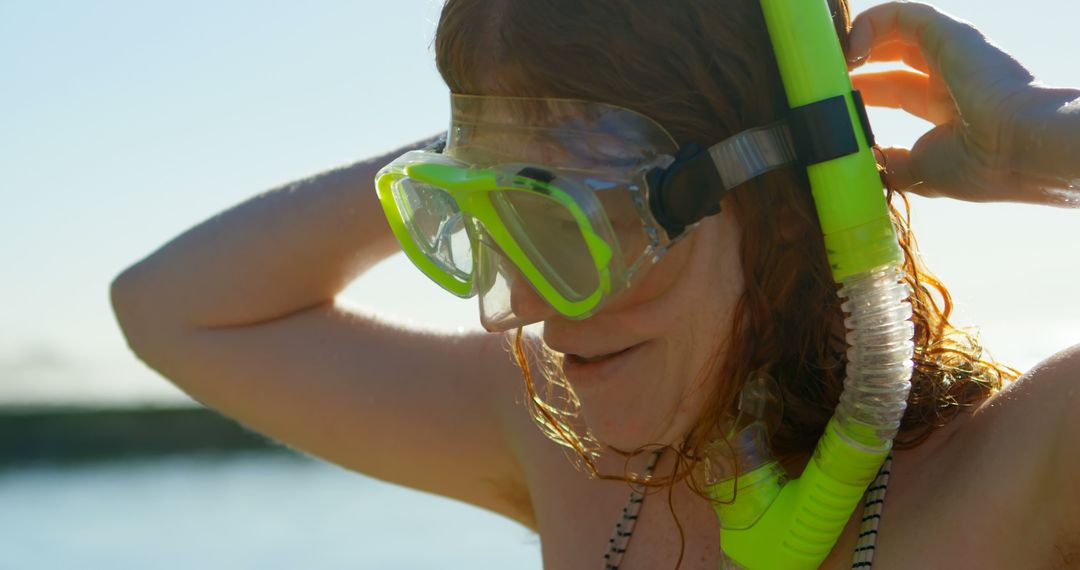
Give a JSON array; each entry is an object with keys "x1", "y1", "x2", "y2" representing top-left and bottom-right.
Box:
[
  {"x1": 863, "y1": 41, "x2": 930, "y2": 75},
  {"x1": 847, "y1": 2, "x2": 953, "y2": 65},
  {"x1": 847, "y1": 2, "x2": 1032, "y2": 88},
  {"x1": 908, "y1": 122, "x2": 981, "y2": 200},
  {"x1": 852, "y1": 70, "x2": 947, "y2": 124},
  {"x1": 873, "y1": 146, "x2": 926, "y2": 196}
]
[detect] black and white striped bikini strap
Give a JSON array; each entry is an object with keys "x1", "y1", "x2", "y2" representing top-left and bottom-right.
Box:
[
  {"x1": 602, "y1": 448, "x2": 664, "y2": 570},
  {"x1": 851, "y1": 453, "x2": 894, "y2": 570}
]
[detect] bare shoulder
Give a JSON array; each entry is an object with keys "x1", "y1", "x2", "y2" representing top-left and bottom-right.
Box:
[
  {"x1": 951, "y1": 343, "x2": 1080, "y2": 565},
  {"x1": 974, "y1": 343, "x2": 1080, "y2": 417},
  {"x1": 966, "y1": 343, "x2": 1080, "y2": 471}
]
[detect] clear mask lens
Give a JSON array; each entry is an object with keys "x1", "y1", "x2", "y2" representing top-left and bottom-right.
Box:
[
  {"x1": 491, "y1": 189, "x2": 600, "y2": 302},
  {"x1": 394, "y1": 178, "x2": 473, "y2": 279}
]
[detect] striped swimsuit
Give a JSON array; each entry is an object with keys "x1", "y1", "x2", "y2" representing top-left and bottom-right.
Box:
[{"x1": 603, "y1": 452, "x2": 894, "y2": 569}]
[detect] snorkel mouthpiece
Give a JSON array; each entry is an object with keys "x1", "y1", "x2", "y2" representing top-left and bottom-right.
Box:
[{"x1": 705, "y1": 0, "x2": 915, "y2": 568}]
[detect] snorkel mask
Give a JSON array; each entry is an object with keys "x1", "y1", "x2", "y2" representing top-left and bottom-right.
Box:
[
  {"x1": 375, "y1": 94, "x2": 798, "y2": 331},
  {"x1": 376, "y1": 0, "x2": 915, "y2": 567}
]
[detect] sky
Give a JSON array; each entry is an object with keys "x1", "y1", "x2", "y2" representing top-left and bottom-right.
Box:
[{"x1": 2, "y1": 0, "x2": 1079, "y2": 406}]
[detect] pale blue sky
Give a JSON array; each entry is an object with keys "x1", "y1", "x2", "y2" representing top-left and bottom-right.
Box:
[{"x1": 2, "y1": 0, "x2": 1078, "y2": 405}]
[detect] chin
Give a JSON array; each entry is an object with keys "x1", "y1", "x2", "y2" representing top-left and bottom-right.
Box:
[
  {"x1": 563, "y1": 354, "x2": 667, "y2": 451},
  {"x1": 557, "y1": 339, "x2": 715, "y2": 456},
  {"x1": 578, "y1": 388, "x2": 712, "y2": 457},
  {"x1": 583, "y1": 417, "x2": 657, "y2": 454},
  {"x1": 577, "y1": 398, "x2": 678, "y2": 454}
]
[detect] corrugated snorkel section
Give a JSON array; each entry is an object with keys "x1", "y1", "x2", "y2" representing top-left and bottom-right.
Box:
[
  {"x1": 712, "y1": 265, "x2": 914, "y2": 569},
  {"x1": 835, "y1": 264, "x2": 914, "y2": 448}
]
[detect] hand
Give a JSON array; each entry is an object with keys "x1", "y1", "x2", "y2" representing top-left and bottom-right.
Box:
[{"x1": 846, "y1": 1, "x2": 1076, "y2": 205}]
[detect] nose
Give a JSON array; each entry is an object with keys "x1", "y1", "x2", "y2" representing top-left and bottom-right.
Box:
[
  {"x1": 478, "y1": 265, "x2": 556, "y2": 333},
  {"x1": 506, "y1": 262, "x2": 559, "y2": 325},
  {"x1": 474, "y1": 224, "x2": 560, "y2": 331}
]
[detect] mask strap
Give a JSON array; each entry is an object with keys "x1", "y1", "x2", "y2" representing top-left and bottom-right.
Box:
[
  {"x1": 424, "y1": 132, "x2": 448, "y2": 153},
  {"x1": 647, "y1": 122, "x2": 798, "y2": 238},
  {"x1": 709, "y1": 121, "x2": 799, "y2": 190},
  {"x1": 648, "y1": 89, "x2": 876, "y2": 239}
]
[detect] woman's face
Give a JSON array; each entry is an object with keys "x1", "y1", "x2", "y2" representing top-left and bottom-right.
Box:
[
  {"x1": 461, "y1": 100, "x2": 747, "y2": 451},
  {"x1": 536, "y1": 206, "x2": 745, "y2": 451}
]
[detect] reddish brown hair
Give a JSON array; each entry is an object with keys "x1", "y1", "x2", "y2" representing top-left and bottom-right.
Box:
[{"x1": 434, "y1": 0, "x2": 1019, "y2": 553}]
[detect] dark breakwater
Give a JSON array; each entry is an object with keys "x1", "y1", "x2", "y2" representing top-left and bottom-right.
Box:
[{"x1": 0, "y1": 406, "x2": 288, "y2": 470}]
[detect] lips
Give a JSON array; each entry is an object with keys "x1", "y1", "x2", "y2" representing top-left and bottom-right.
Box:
[
  {"x1": 560, "y1": 342, "x2": 645, "y2": 385},
  {"x1": 544, "y1": 334, "x2": 638, "y2": 360},
  {"x1": 565, "y1": 346, "x2": 634, "y2": 364}
]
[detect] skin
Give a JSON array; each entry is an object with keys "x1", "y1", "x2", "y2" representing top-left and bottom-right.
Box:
[
  {"x1": 523, "y1": 356, "x2": 1080, "y2": 568},
  {"x1": 519, "y1": 207, "x2": 744, "y2": 453},
  {"x1": 110, "y1": 2, "x2": 1080, "y2": 568}
]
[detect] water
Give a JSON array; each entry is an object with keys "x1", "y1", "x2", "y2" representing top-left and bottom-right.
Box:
[{"x1": 0, "y1": 452, "x2": 543, "y2": 570}]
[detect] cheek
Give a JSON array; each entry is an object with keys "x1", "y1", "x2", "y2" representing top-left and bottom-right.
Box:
[
  {"x1": 613, "y1": 214, "x2": 744, "y2": 334},
  {"x1": 640, "y1": 216, "x2": 746, "y2": 435},
  {"x1": 574, "y1": 212, "x2": 746, "y2": 447},
  {"x1": 607, "y1": 239, "x2": 694, "y2": 313}
]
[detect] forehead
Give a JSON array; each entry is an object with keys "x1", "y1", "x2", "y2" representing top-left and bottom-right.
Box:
[{"x1": 445, "y1": 94, "x2": 678, "y2": 169}]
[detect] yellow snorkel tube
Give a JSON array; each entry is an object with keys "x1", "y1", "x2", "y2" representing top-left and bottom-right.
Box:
[{"x1": 704, "y1": 0, "x2": 915, "y2": 568}]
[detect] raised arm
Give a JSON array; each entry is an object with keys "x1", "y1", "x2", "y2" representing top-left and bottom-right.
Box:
[
  {"x1": 111, "y1": 136, "x2": 438, "y2": 329},
  {"x1": 110, "y1": 134, "x2": 536, "y2": 528}
]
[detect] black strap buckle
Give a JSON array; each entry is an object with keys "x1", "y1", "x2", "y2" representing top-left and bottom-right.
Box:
[
  {"x1": 788, "y1": 91, "x2": 876, "y2": 166},
  {"x1": 646, "y1": 142, "x2": 726, "y2": 239}
]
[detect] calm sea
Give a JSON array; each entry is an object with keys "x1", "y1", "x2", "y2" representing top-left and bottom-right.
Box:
[{"x1": 0, "y1": 451, "x2": 542, "y2": 569}]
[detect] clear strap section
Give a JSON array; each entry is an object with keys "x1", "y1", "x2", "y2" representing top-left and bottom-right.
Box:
[{"x1": 706, "y1": 123, "x2": 798, "y2": 191}]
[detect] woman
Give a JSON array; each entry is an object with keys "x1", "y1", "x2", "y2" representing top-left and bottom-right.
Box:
[{"x1": 111, "y1": 1, "x2": 1080, "y2": 568}]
